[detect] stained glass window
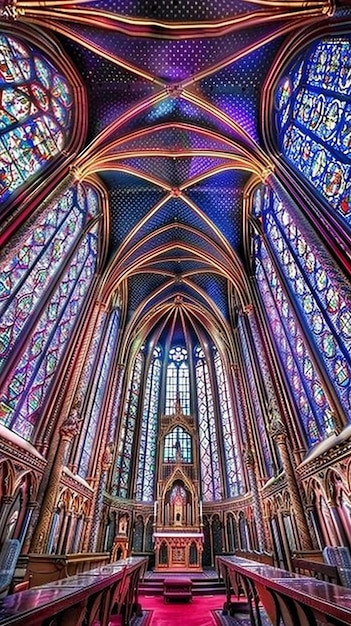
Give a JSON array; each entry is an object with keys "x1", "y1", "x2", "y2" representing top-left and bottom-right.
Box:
[
  {"x1": 165, "y1": 346, "x2": 190, "y2": 414},
  {"x1": 275, "y1": 37, "x2": 351, "y2": 224},
  {"x1": 0, "y1": 182, "x2": 99, "y2": 376},
  {"x1": 253, "y1": 185, "x2": 341, "y2": 446},
  {"x1": 69, "y1": 310, "x2": 106, "y2": 467},
  {"x1": 0, "y1": 225, "x2": 99, "y2": 441},
  {"x1": 163, "y1": 425, "x2": 192, "y2": 463},
  {"x1": 112, "y1": 351, "x2": 143, "y2": 498},
  {"x1": 136, "y1": 346, "x2": 161, "y2": 502},
  {"x1": 195, "y1": 346, "x2": 222, "y2": 502},
  {"x1": 214, "y1": 349, "x2": 244, "y2": 498},
  {"x1": 78, "y1": 308, "x2": 120, "y2": 478},
  {"x1": 0, "y1": 34, "x2": 74, "y2": 206}
]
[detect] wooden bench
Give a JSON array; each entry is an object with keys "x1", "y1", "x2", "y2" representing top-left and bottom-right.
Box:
[
  {"x1": 24, "y1": 552, "x2": 110, "y2": 587},
  {"x1": 291, "y1": 557, "x2": 341, "y2": 585},
  {"x1": 163, "y1": 576, "x2": 192, "y2": 602}
]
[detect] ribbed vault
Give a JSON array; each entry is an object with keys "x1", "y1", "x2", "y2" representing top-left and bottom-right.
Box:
[{"x1": 15, "y1": 0, "x2": 334, "y2": 351}]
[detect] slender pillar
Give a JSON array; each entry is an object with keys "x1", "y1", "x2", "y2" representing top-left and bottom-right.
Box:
[
  {"x1": 88, "y1": 442, "x2": 114, "y2": 551},
  {"x1": 30, "y1": 401, "x2": 83, "y2": 553},
  {"x1": 269, "y1": 407, "x2": 313, "y2": 551},
  {"x1": 0, "y1": 496, "x2": 14, "y2": 532},
  {"x1": 20, "y1": 502, "x2": 38, "y2": 553},
  {"x1": 243, "y1": 446, "x2": 266, "y2": 552},
  {"x1": 232, "y1": 353, "x2": 268, "y2": 552}
]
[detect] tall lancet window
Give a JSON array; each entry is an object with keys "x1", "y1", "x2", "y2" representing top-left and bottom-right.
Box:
[
  {"x1": 165, "y1": 346, "x2": 190, "y2": 414},
  {"x1": 78, "y1": 308, "x2": 120, "y2": 478},
  {"x1": 253, "y1": 186, "x2": 340, "y2": 446},
  {"x1": 195, "y1": 347, "x2": 222, "y2": 502},
  {"x1": 136, "y1": 346, "x2": 161, "y2": 502},
  {"x1": 0, "y1": 183, "x2": 99, "y2": 380},
  {"x1": 112, "y1": 350, "x2": 143, "y2": 498},
  {"x1": 0, "y1": 183, "x2": 99, "y2": 441},
  {"x1": 275, "y1": 36, "x2": 351, "y2": 226},
  {"x1": 214, "y1": 349, "x2": 244, "y2": 498}
]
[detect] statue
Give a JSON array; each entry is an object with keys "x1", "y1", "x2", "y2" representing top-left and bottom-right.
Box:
[
  {"x1": 174, "y1": 439, "x2": 182, "y2": 462},
  {"x1": 60, "y1": 399, "x2": 83, "y2": 439},
  {"x1": 268, "y1": 403, "x2": 287, "y2": 439},
  {"x1": 102, "y1": 441, "x2": 114, "y2": 471}
]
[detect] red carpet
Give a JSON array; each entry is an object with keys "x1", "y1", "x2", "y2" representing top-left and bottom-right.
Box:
[{"x1": 140, "y1": 593, "x2": 226, "y2": 626}]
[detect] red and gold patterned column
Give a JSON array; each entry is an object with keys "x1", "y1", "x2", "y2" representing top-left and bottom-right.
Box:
[
  {"x1": 30, "y1": 402, "x2": 83, "y2": 553},
  {"x1": 269, "y1": 407, "x2": 313, "y2": 551}
]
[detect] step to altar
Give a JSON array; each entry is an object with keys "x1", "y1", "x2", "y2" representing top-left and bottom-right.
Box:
[{"x1": 140, "y1": 570, "x2": 226, "y2": 596}]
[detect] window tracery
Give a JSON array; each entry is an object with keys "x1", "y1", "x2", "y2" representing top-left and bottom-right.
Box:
[{"x1": 0, "y1": 221, "x2": 99, "y2": 441}]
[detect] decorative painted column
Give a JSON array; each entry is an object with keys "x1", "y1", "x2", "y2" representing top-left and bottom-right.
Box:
[
  {"x1": 88, "y1": 442, "x2": 114, "y2": 551},
  {"x1": 269, "y1": 407, "x2": 313, "y2": 551},
  {"x1": 243, "y1": 446, "x2": 266, "y2": 552},
  {"x1": 232, "y1": 350, "x2": 268, "y2": 552},
  {"x1": 30, "y1": 401, "x2": 83, "y2": 553}
]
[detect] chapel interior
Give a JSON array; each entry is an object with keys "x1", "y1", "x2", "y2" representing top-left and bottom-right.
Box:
[{"x1": 1, "y1": 0, "x2": 351, "y2": 605}]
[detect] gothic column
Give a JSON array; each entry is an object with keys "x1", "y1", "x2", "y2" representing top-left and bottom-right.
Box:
[
  {"x1": 88, "y1": 443, "x2": 114, "y2": 551},
  {"x1": 0, "y1": 496, "x2": 14, "y2": 532},
  {"x1": 243, "y1": 447, "x2": 266, "y2": 552},
  {"x1": 232, "y1": 352, "x2": 268, "y2": 552},
  {"x1": 20, "y1": 501, "x2": 38, "y2": 553},
  {"x1": 269, "y1": 408, "x2": 313, "y2": 551},
  {"x1": 30, "y1": 402, "x2": 83, "y2": 553}
]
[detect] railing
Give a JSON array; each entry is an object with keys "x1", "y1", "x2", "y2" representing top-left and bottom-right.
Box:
[
  {"x1": 217, "y1": 554, "x2": 351, "y2": 626},
  {"x1": 161, "y1": 463, "x2": 195, "y2": 481},
  {"x1": 0, "y1": 556, "x2": 148, "y2": 626}
]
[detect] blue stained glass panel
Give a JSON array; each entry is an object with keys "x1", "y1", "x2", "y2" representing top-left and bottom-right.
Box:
[
  {"x1": 214, "y1": 350, "x2": 244, "y2": 498},
  {"x1": 254, "y1": 189, "x2": 342, "y2": 446},
  {"x1": 275, "y1": 37, "x2": 351, "y2": 223},
  {"x1": 261, "y1": 186, "x2": 351, "y2": 416},
  {"x1": 79, "y1": 309, "x2": 120, "y2": 478},
  {"x1": 112, "y1": 352, "x2": 143, "y2": 498}
]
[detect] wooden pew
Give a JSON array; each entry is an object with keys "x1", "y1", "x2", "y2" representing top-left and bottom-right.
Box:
[
  {"x1": 217, "y1": 554, "x2": 351, "y2": 626},
  {"x1": 24, "y1": 552, "x2": 110, "y2": 587},
  {"x1": 291, "y1": 557, "x2": 341, "y2": 585},
  {"x1": 0, "y1": 556, "x2": 147, "y2": 626},
  {"x1": 234, "y1": 550, "x2": 274, "y2": 566}
]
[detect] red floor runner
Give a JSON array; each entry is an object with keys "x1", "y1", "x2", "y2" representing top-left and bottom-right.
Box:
[{"x1": 140, "y1": 593, "x2": 226, "y2": 626}]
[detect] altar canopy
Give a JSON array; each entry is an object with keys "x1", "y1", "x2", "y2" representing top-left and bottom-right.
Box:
[{"x1": 153, "y1": 405, "x2": 203, "y2": 571}]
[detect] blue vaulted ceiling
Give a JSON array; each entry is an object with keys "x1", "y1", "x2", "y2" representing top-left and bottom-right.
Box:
[{"x1": 30, "y1": 0, "x2": 334, "y2": 352}]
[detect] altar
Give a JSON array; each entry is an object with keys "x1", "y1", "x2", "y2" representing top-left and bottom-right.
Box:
[
  {"x1": 153, "y1": 531, "x2": 203, "y2": 571},
  {"x1": 152, "y1": 402, "x2": 204, "y2": 572}
]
